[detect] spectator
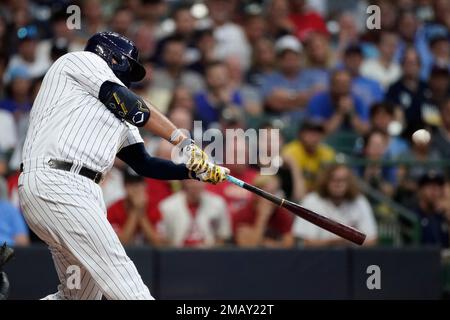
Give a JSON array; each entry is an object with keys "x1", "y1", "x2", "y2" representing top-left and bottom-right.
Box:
[
  {"x1": 233, "y1": 175, "x2": 294, "y2": 248},
  {"x1": 334, "y1": 12, "x2": 359, "y2": 61},
  {"x1": 207, "y1": 0, "x2": 251, "y2": 70},
  {"x1": 224, "y1": 56, "x2": 262, "y2": 116},
  {"x1": 377, "y1": 0, "x2": 399, "y2": 32},
  {"x1": 193, "y1": 61, "x2": 244, "y2": 129},
  {"x1": 408, "y1": 172, "x2": 449, "y2": 248},
  {"x1": 397, "y1": 129, "x2": 443, "y2": 204},
  {"x1": 293, "y1": 164, "x2": 378, "y2": 246},
  {"x1": 0, "y1": 109, "x2": 17, "y2": 155},
  {"x1": 258, "y1": 121, "x2": 306, "y2": 202},
  {"x1": 36, "y1": 9, "x2": 85, "y2": 63},
  {"x1": 158, "y1": 179, "x2": 231, "y2": 248},
  {"x1": 0, "y1": 66, "x2": 32, "y2": 121},
  {"x1": 265, "y1": 0, "x2": 295, "y2": 39},
  {"x1": 307, "y1": 69, "x2": 370, "y2": 135},
  {"x1": 357, "y1": 130, "x2": 397, "y2": 197},
  {"x1": 132, "y1": 23, "x2": 157, "y2": 62},
  {"x1": 343, "y1": 44, "x2": 384, "y2": 108},
  {"x1": 107, "y1": 169, "x2": 162, "y2": 246},
  {"x1": 421, "y1": 65, "x2": 450, "y2": 128},
  {"x1": 167, "y1": 86, "x2": 195, "y2": 114},
  {"x1": 153, "y1": 4, "x2": 198, "y2": 65},
  {"x1": 246, "y1": 37, "x2": 276, "y2": 88},
  {"x1": 368, "y1": 102, "x2": 409, "y2": 158},
  {"x1": 302, "y1": 31, "x2": 333, "y2": 90},
  {"x1": 385, "y1": 47, "x2": 427, "y2": 134},
  {"x1": 207, "y1": 141, "x2": 258, "y2": 219},
  {"x1": 151, "y1": 36, "x2": 204, "y2": 93},
  {"x1": 428, "y1": 34, "x2": 450, "y2": 74},
  {"x1": 432, "y1": 97, "x2": 450, "y2": 159},
  {"x1": 242, "y1": 5, "x2": 267, "y2": 46},
  {"x1": 188, "y1": 28, "x2": 217, "y2": 76},
  {"x1": 144, "y1": 139, "x2": 177, "y2": 219},
  {"x1": 396, "y1": 10, "x2": 419, "y2": 60},
  {"x1": 282, "y1": 120, "x2": 335, "y2": 191},
  {"x1": 361, "y1": 31, "x2": 402, "y2": 89},
  {"x1": 110, "y1": 6, "x2": 135, "y2": 39},
  {"x1": 77, "y1": 0, "x2": 106, "y2": 40},
  {"x1": 4, "y1": 25, "x2": 50, "y2": 82},
  {"x1": 0, "y1": 178, "x2": 29, "y2": 246},
  {"x1": 288, "y1": 0, "x2": 328, "y2": 42},
  {"x1": 261, "y1": 35, "x2": 316, "y2": 128},
  {"x1": 167, "y1": 105, "x2": 194, "y2": 133}
]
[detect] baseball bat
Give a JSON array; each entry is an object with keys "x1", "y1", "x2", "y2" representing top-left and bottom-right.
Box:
[{"x1": 226, "y1": 175, "x2": 366, "y2": 245}]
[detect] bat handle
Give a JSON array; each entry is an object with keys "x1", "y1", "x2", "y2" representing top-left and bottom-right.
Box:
[{"x1": 226, "y1": 175, "x2": 245, "y2": 187}]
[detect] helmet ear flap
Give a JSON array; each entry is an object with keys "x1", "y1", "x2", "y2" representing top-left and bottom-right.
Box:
[
  {"x1": 111, "y1": 52, "x2": 130, "y2": 73},
  {"x1": 110, "y1": 53, "x2": 132, "y2": 87}
]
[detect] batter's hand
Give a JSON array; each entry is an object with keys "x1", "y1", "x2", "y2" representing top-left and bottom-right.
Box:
[
  {"x1": 196, "y1": 163, "x2": 230, "y2": 185},
  {"x1": 179, "y1": 139, "x2": 209, "y2": 174}
]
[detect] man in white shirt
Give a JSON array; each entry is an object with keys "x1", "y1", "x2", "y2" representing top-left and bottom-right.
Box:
[
  {"x1": 158, "y1": 179, "x2": 231, "y2": 247},
  {"x1": 360, "y1": 31, "x2": 402, "y2": 89}
]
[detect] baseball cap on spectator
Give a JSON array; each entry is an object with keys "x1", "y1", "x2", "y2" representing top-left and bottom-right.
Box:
[
  {"x1": 17, "y1": 25, "x2": 38, "y2": 41},
  {"x1": 123, "y1": 167, "x2": 144, "y2": 184},
  {"x1": 418, "y1": 171, "x2": 445, "y2": 187},
  {"x1": 275, "y1": 35, "x2": 303, "y2": 55}
]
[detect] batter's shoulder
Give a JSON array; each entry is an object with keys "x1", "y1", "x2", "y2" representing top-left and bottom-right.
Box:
[{"x1": 56, "y1": 51, "x2": 109, "y2": 70}]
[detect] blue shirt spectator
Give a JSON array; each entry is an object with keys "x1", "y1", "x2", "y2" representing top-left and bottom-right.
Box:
[
  {"x1": 307, "y1": 92, "x2": 369, "y2": 133},
  {"x1": 341, "y1": 44, "x2": 384, "y2": 108},
  {"x1": 261, "y1": 36, "x2": 315, "y2": 130},
  {"x1": 194, "y1": 90, "x2": 243, "y2": 128},
  {"x1": 301, "y1": 68, "x2": 329, "y2": 90},
  {"x1": 307, "y1": 70, "x2": 370, "y2": 136},
  {"x1": 410, "y1": 172, "x2": 449, "y2": 248},
  {"x1": 352, "y1": 76, "x2": 384, "y2": 108},
  {"x1": 415, "y1": 25, "x2": 450, "y2": 80},
  {"x1": 260, "y1": 70, "x2": 310, "y2": 102},
  {"x1": 0, "y1": 66, "x2": 33, "y2": 115},
  {"x1": 0, "y1": 200, "x2": 29, "y2": 246}
]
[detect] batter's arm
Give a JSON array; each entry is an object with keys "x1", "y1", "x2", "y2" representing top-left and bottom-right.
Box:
[
  {"x1": 99, "y1": 81, "x2": 187, "y2": 144},
  {"x1": 142, "y1": 99, "x2": 187, "y2": 145},
  {"x1": 117, "y1": 143, "x2": 194, "y2": 180}
]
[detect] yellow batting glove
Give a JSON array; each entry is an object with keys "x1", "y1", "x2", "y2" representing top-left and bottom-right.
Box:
[
  {"x1": 196, "y1": 163, "x2": 230, "y2": 185},
  {"x1": 179, "y1": 139, "x2": 209, "y2": 174}
]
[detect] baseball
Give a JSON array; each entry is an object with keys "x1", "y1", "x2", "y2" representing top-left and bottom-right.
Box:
[{"x1": 412, "y1": 129, "x2": 431, "y2": 145}]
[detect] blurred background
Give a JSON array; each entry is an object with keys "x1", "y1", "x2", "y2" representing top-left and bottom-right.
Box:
[{"x1": 0, "y1": 0, "x2": 450, "y2": 299}]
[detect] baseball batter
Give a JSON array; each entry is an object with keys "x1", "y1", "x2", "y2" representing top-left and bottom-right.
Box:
[{"x1": 18, "y1": 32, "x2": 228, "y2": 300}]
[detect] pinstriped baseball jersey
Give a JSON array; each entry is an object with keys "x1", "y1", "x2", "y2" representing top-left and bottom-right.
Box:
[
  {"x1": 18, "y1": 50, "x2": 153, "y2": 300},
  {"x1": 22, "y1": 51, "x2": 143, "y2": 173}
]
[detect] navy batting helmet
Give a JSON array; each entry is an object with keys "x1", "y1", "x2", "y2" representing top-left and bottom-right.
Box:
[{"x1": 85, "y1": 32, "x2": 146, "y2": 87}]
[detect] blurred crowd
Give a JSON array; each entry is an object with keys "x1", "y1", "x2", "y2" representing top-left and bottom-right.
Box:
[{"x1": 0, "y1": 0, "x2": 450, "y2": 249}]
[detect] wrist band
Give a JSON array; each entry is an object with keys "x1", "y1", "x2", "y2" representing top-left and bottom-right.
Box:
[{"x1": 169, "y1": 129, "x2": 183, "y2": 144}]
